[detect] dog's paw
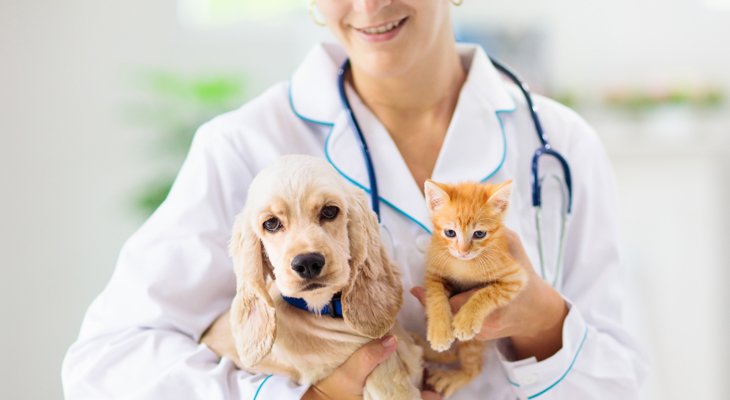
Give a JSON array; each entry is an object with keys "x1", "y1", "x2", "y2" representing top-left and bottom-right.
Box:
[
  {"x1": 427, "y1": 369, "x2": 472, "y2": 398},
  {"x1": 427, "y1": 322, "x2": 455, "y2": 352},
  {"x1": 452, "y1": 312, "x2": 482, "y2": 341}
]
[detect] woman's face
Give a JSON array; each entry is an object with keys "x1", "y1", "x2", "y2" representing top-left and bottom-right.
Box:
[{"x1": 315, "y1": 0, "x2": 453, "y2": 78}]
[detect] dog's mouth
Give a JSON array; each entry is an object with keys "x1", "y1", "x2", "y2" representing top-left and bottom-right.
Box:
[{"x1": 302, "y1": 282, "x2": 326, "y2": 291}]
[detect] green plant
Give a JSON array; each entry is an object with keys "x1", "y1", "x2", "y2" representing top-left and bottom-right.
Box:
[
  {"x1": 125, "y1": 71, "x2": 249, "y2": 216},
  {"x1": 604, "y1": 87, "x2": 725, "y2": 112}
]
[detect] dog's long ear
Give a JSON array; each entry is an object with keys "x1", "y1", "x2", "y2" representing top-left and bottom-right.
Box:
[
  {"x1": 228, "y1": 209, "x2": 276, "y2": 368},
  {"x1": 342, "y1": 188, "x2": 403, "y2": 338}
]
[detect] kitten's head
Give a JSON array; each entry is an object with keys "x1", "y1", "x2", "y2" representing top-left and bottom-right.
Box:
[{"x1": 424, "y1": 179, "x2": 512, "y2": 261}]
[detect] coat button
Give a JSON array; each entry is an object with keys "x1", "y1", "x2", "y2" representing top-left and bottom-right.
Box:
[{"x1": 415, "y1": 234, "x2": 431, "y2": 253}]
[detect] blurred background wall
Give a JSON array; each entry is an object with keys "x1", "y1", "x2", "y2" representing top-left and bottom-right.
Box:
[{"x1": 1, "y1": 0, "x2": 728, "y2": 399}]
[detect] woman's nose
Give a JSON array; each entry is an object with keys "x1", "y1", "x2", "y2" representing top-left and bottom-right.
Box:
[{"x1": 352, "y1": 0, "x2": 392, "y2": 16}]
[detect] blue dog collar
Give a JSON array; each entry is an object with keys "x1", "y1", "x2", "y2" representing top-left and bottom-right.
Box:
[{"x1": 282, "y1": 292, "x2": 343, "y2": 318}]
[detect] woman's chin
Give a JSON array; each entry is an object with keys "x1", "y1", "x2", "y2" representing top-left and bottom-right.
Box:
[{"x1": 352, "y1": 51, "x2": 417, "y2": 79}]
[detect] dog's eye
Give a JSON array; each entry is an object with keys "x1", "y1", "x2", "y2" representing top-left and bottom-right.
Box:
[
  {"x1": 263, "y1": 217, "x2": 282, "y2": 232},
  {"x1": 444, "y1": 229, "x2": 456, "y2": 238},
  {"x1": 320, "y1": 205, "x2": 339, "y2": 221},
  {"x1": 473, "y1": 230, "x2": 487, "y2": 239}
]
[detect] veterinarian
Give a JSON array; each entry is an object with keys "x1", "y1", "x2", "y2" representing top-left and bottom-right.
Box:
[{"x1": 63, "y1": 1, "x2": 647, "y2": 399}]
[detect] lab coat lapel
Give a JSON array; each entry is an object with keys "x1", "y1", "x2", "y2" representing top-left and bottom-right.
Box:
[
  {"x1": 431, "y1": 45, "x2": 516, "y2": 183},
  {"x1": 290, "y1": 43, "x2": 432, "y2": 232},
  {"x1": 291, "y1": 43, "x2": 518, "y2": 234},
  {"x1": 325, "y1": 86, "x2": 432, "y2": 233},
  {"x1": 289, "y1": 43, "x2": 346, "y2": 124}
]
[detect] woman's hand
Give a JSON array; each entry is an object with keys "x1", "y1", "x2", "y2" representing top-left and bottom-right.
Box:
[
  {"x1": 202, "y1": 319, "x2": 440, "y2": 399},
  {"x1": 200, "y1": 310, "x2": 245, "y2": 369},
  {"x1": 302, "y1": 336, "x2": 442, "y2": 400},
  {"x1": 411, "y1": 229, "x2": 568, "y2": 361}
]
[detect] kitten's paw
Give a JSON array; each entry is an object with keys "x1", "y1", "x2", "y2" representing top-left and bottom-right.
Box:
[
  {"x1": 452, "y1": 312, "x2": 482, "y2": 341},
  {"x1": 427, "y1": 369, "x2": 472, "y2": 398},
  {"x1": 427, "y1": 323, "x2": 454, "y2": 352}
]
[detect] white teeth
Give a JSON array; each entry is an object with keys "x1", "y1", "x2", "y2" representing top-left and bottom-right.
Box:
[{"x1": 360, "y1": 19, "x2": 402, "y2": 34}]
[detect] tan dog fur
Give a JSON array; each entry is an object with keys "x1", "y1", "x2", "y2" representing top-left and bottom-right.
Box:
[{"x1": 229, "y1": 155, "x2": 422, "y2": 399}]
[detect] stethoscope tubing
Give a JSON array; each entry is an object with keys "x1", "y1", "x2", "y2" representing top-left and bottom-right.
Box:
[
  {"x1": 336, "y1": 55, "x2": 573, "y2": 287},
  {"x1": 490, "y1": 60, "x2": 548, "y2": 147},
  {"x1": 337, "y1": 56, "x2": 573, "y2": 217},
  {"x1": 532, "y1": 147, "x2": 574, "y2": 213},
  {"x1": 337, "y1": 59, "x2": 381, "y2": 220},
  {"x1": 490, "y1": 58, "x2": 574, "y2": 213}
]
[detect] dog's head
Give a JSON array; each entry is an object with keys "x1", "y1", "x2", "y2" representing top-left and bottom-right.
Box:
[{"x1": 229, "y1": 155, "x2": 402, "y2": 368}]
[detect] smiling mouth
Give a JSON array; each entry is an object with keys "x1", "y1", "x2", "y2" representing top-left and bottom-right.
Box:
[{"x1": 354, "y1": 17, "x2": 408, "y2": 35}]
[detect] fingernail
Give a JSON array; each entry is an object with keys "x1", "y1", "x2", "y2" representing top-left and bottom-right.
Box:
[{"x1": 381, "y1": 335, "x2": 397, "y2": 348}]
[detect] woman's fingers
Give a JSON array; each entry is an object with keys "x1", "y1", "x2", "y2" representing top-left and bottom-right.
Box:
[
  {"x1": 341, "y1": 335, "x2": 398, "y2": 386},
  {"x1": 199, "y1": 309, "x2": 245, "y2": 369},
  {"x1": 503, "y1": 228, "x2": 535, "y2": 274},
  {"x1": 410, "y1": 286, "x2": 475, "y2": 314},
  {"x1": 422, "y1": 390, "x2": 444, "y2": 400},
  {"x1": 317, "y1": 335, "x2": 398, "y2": 397},
  {"x1": 410, "y1": 286, "x2": 426, "y2": 305},
  {"x1": 446, "y1": 289, "x2": 474, "y2": 313}
]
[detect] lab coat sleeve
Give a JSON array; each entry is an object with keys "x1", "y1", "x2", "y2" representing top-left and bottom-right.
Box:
[
  {"x1": 61, "y1": 120, "x2": 309, "y2": 399},
  {"x1": 496, "y1": 114, "x2": 649, "y2": 399}
]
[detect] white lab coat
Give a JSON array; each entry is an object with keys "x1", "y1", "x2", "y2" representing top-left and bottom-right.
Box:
[{"x1": 62, "y1": 43, "x2": 647, "y2": 399}]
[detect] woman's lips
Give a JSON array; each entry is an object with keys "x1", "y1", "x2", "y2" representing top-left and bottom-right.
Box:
[{"x1": 353, "y1": 17, "x2": 408, "y2": 43}]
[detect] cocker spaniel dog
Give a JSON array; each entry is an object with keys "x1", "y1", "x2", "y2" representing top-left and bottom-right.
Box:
[{"x1": 229, "y1": 155, "x2": 423, "y2": 399}]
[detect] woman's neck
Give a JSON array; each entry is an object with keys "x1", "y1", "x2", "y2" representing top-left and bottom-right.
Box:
[
  {"x1": 349, "y1": 40, "x2": 466, "y2": 121},
  {"x1": 346, "y1": 35, "x2": 467, "y2": 189}
]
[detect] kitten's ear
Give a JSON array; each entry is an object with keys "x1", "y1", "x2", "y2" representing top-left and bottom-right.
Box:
[
  {"x1": 488, "y1": 180, "x2": 513, "y2": 216},
  {"x1": 424, "y1": 180, "x2": 450, "y2": 214}
]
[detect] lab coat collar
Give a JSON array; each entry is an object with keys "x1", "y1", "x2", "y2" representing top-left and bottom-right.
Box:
[
  {"x1": 289, "y1": 43, "x2": 515, "y2": 126},
  {"x1": 289, "y1": 43, "x2": 347, "y2": 125},
  {"x1": 290, "y1": 43, "x2": 516, "y2": 233}
]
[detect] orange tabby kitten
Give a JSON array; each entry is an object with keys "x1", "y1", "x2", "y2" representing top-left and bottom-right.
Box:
[{"x1": 422, "y1": 179, "x2": 527, "y2": 397}]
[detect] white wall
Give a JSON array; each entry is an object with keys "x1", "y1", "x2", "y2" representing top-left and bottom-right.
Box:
[
  {"x1": 454, "y1": 0, "x2": 730, "y2": 92},
  {"x1": 0, "y1": 2, "x2": 323, "y2": 398},
  {"x1": 607, "y1": 135, "x2": 730, "y2": 400},
  {"x1": 2, "y1": 1, "x2": 729, "y2": 399}
]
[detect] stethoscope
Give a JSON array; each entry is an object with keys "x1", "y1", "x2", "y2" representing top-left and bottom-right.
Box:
[{"x1": 336, "y1": 57, "x2": 573, "y2": 288}]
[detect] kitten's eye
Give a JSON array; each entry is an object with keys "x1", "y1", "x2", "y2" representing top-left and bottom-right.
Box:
[
  {"x1": 444, "y1": 229, "x2": 456, "y2": 238},
  {"x1": 263, "y1": 217, "x2": 282, "y2": 232},
  {"x1": 320, "y1": 205, "x2": 339, "y2": 221},
  {"x1": 473, "y1": 230, "x2": 487, "y2": 239}
]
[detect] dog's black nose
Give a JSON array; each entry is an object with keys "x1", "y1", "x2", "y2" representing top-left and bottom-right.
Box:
[{"x1": 291, "y1": 252, "x2": 325, "y2": 279}]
